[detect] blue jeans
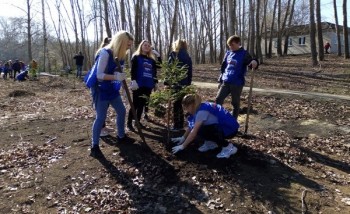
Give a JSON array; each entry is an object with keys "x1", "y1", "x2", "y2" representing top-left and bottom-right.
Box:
[
  {"x1": 92, "y1": 94, "x2": 126, "y2": 147},
  {"x1": 76, "y1": 65, "x2": 83, "y2": 78}
]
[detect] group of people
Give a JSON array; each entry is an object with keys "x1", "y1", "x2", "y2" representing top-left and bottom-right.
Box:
[
  {"x1": 0, "y1": 59, "x2": 38, "y2": 81},
  {"x1": 86, "y1": 30, "x2": 258, "y2": 160}
]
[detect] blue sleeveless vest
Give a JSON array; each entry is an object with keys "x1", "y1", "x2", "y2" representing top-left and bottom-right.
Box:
[
  {"x1": 136, "y1": 55, "x2": 155, "y2": 88},
  {"x1": 97, "y1": 49, "x2": 122, "y2": 100},
  {"x1": 187, "y1": 102, "x2": 239, "y2": 137},
  {"x1": 222, "y1": 49, "x2": 247, "y2": 86}
]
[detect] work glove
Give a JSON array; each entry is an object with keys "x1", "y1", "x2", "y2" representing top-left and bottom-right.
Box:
[
  {"x1": 114, "y1": 72, "x2": 126, "y2": 81},
  {"x1": 130, "y1": 80, "x2": 139, "y2": 91},
  {"x1": 172, "y1": 145, "x2": 184, "y2": 154},
  {"x1": 171, "y1": 136, "x2": 185, "y2": 145}
]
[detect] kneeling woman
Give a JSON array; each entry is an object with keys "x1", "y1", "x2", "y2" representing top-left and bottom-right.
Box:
[{"x1": 171, "y1": 94, "x2": 239, "y2": 158}]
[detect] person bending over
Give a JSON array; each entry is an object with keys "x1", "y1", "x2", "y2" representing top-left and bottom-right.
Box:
[{"x1": 171, "y1": 94, "x2": 239, "y2": 159}]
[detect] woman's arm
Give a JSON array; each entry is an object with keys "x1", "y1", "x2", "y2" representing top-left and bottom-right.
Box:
[
  {"x1": 181, "y1": 121, "x2": 203, "y2": 148},
  {"x1": 96, "y1": 49, "x2": 122, "y2": 81}
]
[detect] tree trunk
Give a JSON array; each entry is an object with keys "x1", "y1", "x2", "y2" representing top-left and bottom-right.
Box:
[
  {"x1": 268, "y1": 0, "x2": 278, "y2": 58},
  {"x1": 283, "y1": 0, "x2": 296, "y2": 55},
  {"x1": 27, "y1": 0, "x2": 32, "y2": 62},
  {"x1": 316, "y1": 0, "x2": 324, "y2": 61},
  {"x1": 120, "y1": 0, "x2": 127, "y2": 30},
  {"x1": 146, "y1": 0, "x2": 152, "y2": 42},
  {"x1": 256, "y1": 0, "x2": 263, "y2": 63},
  {"x1": 69, "y1": 0, "x2": 79, "y2": 53},
  {"x1": 248, "y1": 0, "x2": 255, "y2": 57},
  {"x1": 227, "y1": 0, "x2": 236, "y2": 35},
  {"x1": 219, "y1": 0, "x2": 225, "y2": 61},
  {"x1": 41, "y1": 0, "x2": 47, "y2": 72},
  {"x1": 333, "y1": 0, "x2": 342, "y2": 56},
  {"x1": 276, "y1": 0, "x2": 282, "y2": 57},
  {"x1": 343, "y1": 0, "x2": 349, "y2": 58},
  {"x1": 263, "y1": 0, "x2": 268, "y2": 56},
  {"x1": 168, "y1": 0, "x2": 179, "y2": 55},
  {"x1": 309, "y1": 0, "x2": 318, "y2": 66},
  {"x1": 102, "y1": 0, "x2": 112, "y2": 38}
]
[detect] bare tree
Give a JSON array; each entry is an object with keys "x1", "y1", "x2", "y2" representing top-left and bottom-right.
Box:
[
  {"x1": 334, "y1": 0, "x2": 342, "y2": 56},
  {"x1": 343, "y1": 0, "x2": 349, "y2": 58},
  {"x1": 248, "y1": 0, "x2": 255, "y2": 56},
  {"x1": 315, "y1": 0, "x2": 324, "y2": 61},
  {"x1": 41, "y1": 0, "x2": 48, "y2": 72},
  {"x1": 283, "y1": 0, "x2": 296, "y2": 55},
  {"x1": 227, "y1": 0, "x2": 236, "y2": 35},
  {"x1": 268, "y1": 0, "x2": 278, "y2": 58},
  {"x1": 309, "y1": 0, "x2": 318, "y2": 66},
  {"x1": 102, "y1": 0, "x2": 112, "y2": 38},
  {"x1": 26, "y1": 0, "x2": 33, "y2": 61}
]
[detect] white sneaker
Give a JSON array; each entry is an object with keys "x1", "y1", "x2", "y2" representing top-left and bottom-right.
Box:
[
  {"x1": 100, "y1": 129, "x2": 109, "y2": 137},
  {"x1": 216, "y1": 143, "x2": 238, "y2": 158},
  {"x1": 198, "y1": 141, "x2": 218, "y2": 152}
]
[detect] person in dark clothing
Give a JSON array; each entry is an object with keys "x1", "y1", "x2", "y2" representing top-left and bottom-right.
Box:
[
  {"x1": 12, "y1": 59, "x2": 21, "y2": 81},
  {"x1": 127, "y1": 40, "x2": 158, "y2": 130},
  {"x1": 324, "y1": 42, "x2": 331, "y2": 54},
  {"x1": 168, "y1": 39, "x2": 193, "y2": 131},
  {"x1": 216, "y1": 35, "x2": 258, "y2": 119},
  {"x1": 73, "y1": 51, "x2": 84, "y2": 78},
  {"x1": 3, "y1": 61, "x2": 10, "y2": 79}
]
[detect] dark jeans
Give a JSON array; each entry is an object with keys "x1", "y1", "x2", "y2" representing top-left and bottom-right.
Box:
[
  {"x1": 198, "y1": 124, "x2": 230, "y2": 147},
  {"x1": 13, "y1": 69, "x2": 20, "y2": 79},
  {"x1": 128, "y1": 87, "x2": 152, "y2": 124},
  {"x1": 216, "y1": 83, "x2": 243, "y2": 118}
]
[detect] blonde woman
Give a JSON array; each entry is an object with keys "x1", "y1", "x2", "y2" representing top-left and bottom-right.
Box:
[
  {"x1": 171, "y1": 94, "x2": 239, "y2": 159},
  {"x1": 127, "y1": 40, "x2": 158, "y2": 130},
  {"x1": 168, "y1": 39, "x2": 193, "y2": 131},
  {"x1": 90, "y1": 31, "x2": 134, "y2": 158}
]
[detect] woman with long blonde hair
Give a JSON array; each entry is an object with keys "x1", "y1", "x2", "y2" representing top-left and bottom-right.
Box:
[
  {"x1": 90, "y1": 31, "x2": 134, "y2": 158},
  {"x1": 127, "y1": 40, "x2": 158, "y2": 130}
]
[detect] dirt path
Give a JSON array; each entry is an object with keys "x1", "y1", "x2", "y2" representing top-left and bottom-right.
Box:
[{"x1": 193, "y1": 81, "x2": 350, "y2": 101}]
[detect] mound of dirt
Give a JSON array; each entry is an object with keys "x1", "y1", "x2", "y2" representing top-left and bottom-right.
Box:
[{"x1": 8, "y1": 90, "x2": 35, "y2": 97}]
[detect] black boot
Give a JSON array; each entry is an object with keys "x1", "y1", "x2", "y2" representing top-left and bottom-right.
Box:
[{"x1": 90, "y1": 145, "x2": 103, "y2": 158}]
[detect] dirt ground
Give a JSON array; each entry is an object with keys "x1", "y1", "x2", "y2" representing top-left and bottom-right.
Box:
[{"x1": 0, "y1": 55, "x2": 350, "y2": 214}]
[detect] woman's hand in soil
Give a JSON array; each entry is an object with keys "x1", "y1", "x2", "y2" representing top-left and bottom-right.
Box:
[
  {"x1": 172, "y1": 145, "x2": 184, "y2": 154},
  {"x1": 171, "y1": 136, "x2": 185, "y2": 145}
]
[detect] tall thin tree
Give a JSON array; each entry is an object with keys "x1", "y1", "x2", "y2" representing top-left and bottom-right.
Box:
[
  {"x1": 316, "y1": 0, "x2": 324, "y2": 61},
  {"x1": 343, "y1": 0, "x2": 349, "y2": 58},
  {"x1": 334, "y1": 0, "x2": 342, "y2": 56},
  {"x1": 309, "y1": 0, "x2": 318, "y2": 66}
]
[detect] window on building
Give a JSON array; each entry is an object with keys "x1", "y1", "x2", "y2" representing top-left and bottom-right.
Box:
[
  {"x1": 274, "y1": 40, "x2": 277, "y2": 48},
  {"x1": 298, "y1": 37, "x2": 306, "y2": 45},
  {"x1": 288, "y1": 37, "x2": 293, "y2": 46}
]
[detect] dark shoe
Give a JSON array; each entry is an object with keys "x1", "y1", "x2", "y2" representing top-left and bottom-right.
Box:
[{"x1": 90, "y1": 146, "x2": 103, "y2": 158}]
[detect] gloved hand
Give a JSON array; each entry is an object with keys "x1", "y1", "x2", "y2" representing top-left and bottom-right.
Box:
[
  {"x1": 114, "y1": 72, "x2": 126, "y2": 81},
  {"x1": 171, "y1": 136, "x2": 185, "y2": 145},
  {"x1": 172, "y1": 144, "x2": 184, "y2": 154},
  {"x1": 130, "y1": 80, "x2": 139, "y2": 91}
]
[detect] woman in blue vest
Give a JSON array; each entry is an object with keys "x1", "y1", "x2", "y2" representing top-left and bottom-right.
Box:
[
  {"x1": 127, "y1": 40, "x2": 157, "y2": 130},
  {"x1": 171, "y1": 94, "x2": 239, "y2": 158},
  {"x1": 216, "y1": 35, "x2": 258, "y2": 119},
  {"x1": 90, "y1": 31, "x2": 134, "y2": 158}
]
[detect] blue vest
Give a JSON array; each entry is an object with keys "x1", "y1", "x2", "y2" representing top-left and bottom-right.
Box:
[
  {"x1": 222, "y1": 49, "x2": 247, "y2": 86},
  {"x1": 136, "y1": 55, "x2": 155, "y2": 88},
  {"x1": 187, "y1": 102, "x2": 239, "y2": 137},
  {"x1": 16, "y1": 70, "x2": 28, "y2": 81},
  {"x1": 98, "y1": 49, "x2": 123, "y2": 101}
]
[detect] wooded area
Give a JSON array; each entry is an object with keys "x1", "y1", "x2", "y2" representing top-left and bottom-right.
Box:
[{"x1": 0, "y1": 0, "x2": 349, "y2": 73}]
